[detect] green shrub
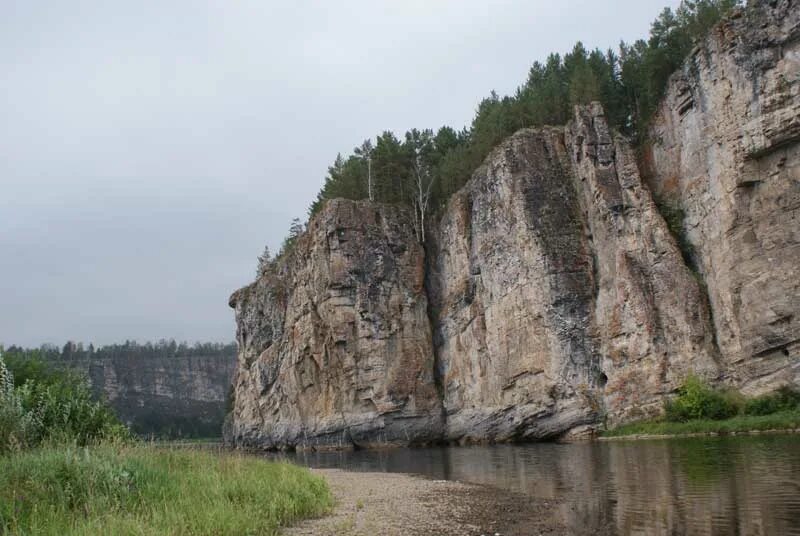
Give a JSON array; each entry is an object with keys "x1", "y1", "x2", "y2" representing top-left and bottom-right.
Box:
[
  {"x1": 0, "y1": 359, "x2": 44, "y2": 451},
  {"x1": 745, "y1": 386, "x2": 800, "y2": 416},
  {"x1": 603, "y1": 410, "x2": 800, "y2": 437},
  {"x1": 664, "y1": 374, "x2": 739, "y2": 422},
  {"x1": 0, "y1": 356, "x2": 129, "y2": 453}
]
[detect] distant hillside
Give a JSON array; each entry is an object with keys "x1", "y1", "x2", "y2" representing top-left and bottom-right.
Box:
[{"x1": 3, "y1": 342, "x2": 236, "y2": 438}]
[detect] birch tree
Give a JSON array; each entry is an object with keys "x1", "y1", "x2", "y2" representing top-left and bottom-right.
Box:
[
  {"x1": 355, "y1": 139, "x2": 374, "y2": 202},
  {"x1": 405, "y1": 129, "x2": 436, "y2": 242}
]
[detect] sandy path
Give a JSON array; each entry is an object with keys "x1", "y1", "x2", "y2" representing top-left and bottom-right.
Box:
[{"x1": 284, "y1": 468, "x2": 566, "y2": 536}]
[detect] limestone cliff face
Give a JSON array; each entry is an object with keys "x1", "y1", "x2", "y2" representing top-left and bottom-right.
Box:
[
  {"x1": 567, "y1": 105, "x2": 720, "y2": 424},
  {"x1": 427, "y1": 125, "x2": 601, "y2": 442},
  {"x1": 227, "y1": 1, "x2": 799, "y2": 448},
  {"x1": 644, "y1": 0, "x2": 800, "y2": 393},
  {"x1": 228, "y1": 107, "x2": 722, "y2": 448},
  {"x1": 228, "y1": 200, "x2": 442, "y2": 449},
  {"x1": 428, "y1": 105, "x2": 717, "y2": 439}
]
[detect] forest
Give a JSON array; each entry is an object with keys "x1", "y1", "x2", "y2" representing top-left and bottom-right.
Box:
[
  {"x1": 1, "y1": 340, "x2": 237, "y2": 363},
  {"x1": 267, "y1": 0, "x2": 739, "y2": 261}
]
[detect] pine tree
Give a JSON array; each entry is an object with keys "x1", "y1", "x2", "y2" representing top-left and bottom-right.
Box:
[
  {"x1": 302, "y1": 0, "x2": 741, "y2": 239},
  {"x1": 256, "y1": 245, "x2": 272, "y2": 277}
]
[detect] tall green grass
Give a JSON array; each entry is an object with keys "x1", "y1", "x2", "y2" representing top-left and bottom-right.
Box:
[{"x1": 0, "y1": 444, "x2": 332, "y2": 536}]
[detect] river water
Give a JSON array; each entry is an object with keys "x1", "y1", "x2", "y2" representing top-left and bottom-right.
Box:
[{"x1": 278, "y1": 435, "x2": 800, "y2": 535}]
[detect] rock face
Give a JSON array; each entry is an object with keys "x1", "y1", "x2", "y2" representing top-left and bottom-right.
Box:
[
  {"x1": 227, "y1": 1, "x2": 799, "y2": 449},
  {"x1": 644, "y1": 0, "x2": 800, "y2": 394},
  {"x1": 567, "y1": 105, "x2": 720, "y2": 424},
  {"x1": 427, "y1": 126, "x2": 602, "y2": 442},
  {"x1": 428, "y1": 106, "x2": 717, "y2": 439},
  {"x1": 228, "y1": 201, "x2": 442, "y2": 449},
  {"x1": 59, "y1": 354, "x2": 235, "y2": 437}
]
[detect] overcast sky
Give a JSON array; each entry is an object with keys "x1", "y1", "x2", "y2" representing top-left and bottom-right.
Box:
[{"x1": 1, "y1": 0, "x2": 678, "y2": 347}]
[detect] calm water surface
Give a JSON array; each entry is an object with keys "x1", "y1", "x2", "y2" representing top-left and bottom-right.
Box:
[{"x1": 276, "y1": 435, "x2": 800, "y2": 536}]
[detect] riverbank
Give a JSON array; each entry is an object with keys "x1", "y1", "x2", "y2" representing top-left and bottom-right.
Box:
[
  {"x1": 285, "y1": 468, "x2": 569, "y2": 536},
  {"x1": 0, "y1": 444, "x2": 331, "y2": 535},
  {"x1": 601, "y1": 409, "x2": 800, "y2": 439}
]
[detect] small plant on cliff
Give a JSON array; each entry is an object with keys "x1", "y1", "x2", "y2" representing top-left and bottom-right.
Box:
[
  {"x1": 279, "y1": 217, "x2": 305, "y2": 257},
  {"x1": 664, "y1": 374, "x2": 739, "y2": 422}
]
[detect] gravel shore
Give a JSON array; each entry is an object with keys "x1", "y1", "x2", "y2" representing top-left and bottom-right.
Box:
[{"x1": 284, "y1": 468, "x2": 566, "y2": 536}]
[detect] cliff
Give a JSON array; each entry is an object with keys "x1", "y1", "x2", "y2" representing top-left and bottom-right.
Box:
[
  {"x1": 644, "y1": 0, "x2": 800, "y2": 394},
  {"x1": 228, "y1": 202, "x2": 442, "y2": 449},
  {"x1": 427, "y1": 104, "x2": 718, "y2": 439},
  {"x1": 227, "y1": 0, "x2": 799, "y2": 449},
  {"x1": 61, "y1": 354, "x2": 235, "y2": 437}
]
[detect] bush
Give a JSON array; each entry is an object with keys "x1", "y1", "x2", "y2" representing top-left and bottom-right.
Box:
[
  {"x1": 0, "y1": 356, "x2": 129, "y2": 453},
  {"x1": 0, "y1": 360, "x2": 44, "y2": 451},
  {"x1": 605, "y1": 375, "x2": 800, "y2": 436},
  {"x1": 744, "y1": 386, "x2": 800, "y2": 416},
  {"x1": 664, "y1": 374, "x2": 739, "y2": 422}
]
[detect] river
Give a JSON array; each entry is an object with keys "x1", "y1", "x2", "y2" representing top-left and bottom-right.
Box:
[{"x1": 277, "y1": 434, "x2": 800, "y2": 535}]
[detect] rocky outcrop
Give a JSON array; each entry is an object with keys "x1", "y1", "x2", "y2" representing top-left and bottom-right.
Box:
[
  {"x1": 227, "y1": 0, "x2": 799, "y2": 449},
  {"x1": 427, "y1": 125, "x2": 601, "y2": 442},
  {"x1": 567, "y1": 104, "x2": 720, "y2": 423},
  {"x1": 644, "y1": 0, "x2": 800, "y2": 394},
  {"x1": 428, "y1": 105, "x2": 718, "y2": 439},
  {"x1": 228, "y1": 201, "x2": 442, "y2": 450}
]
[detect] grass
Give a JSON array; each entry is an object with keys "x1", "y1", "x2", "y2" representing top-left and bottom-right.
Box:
[
  {"x1": 0, "y1": 443, "x2": 332, "y2": 536},
  {"x1": 603, "y1": 409, "x2": 800, "y2": 438}
]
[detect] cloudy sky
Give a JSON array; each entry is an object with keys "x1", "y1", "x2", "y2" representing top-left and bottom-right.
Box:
[{"x1": 1, "y1": 0, "x2": 678, "y2": 347}]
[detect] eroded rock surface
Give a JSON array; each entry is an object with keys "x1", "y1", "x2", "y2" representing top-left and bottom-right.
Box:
[
  {"x1": 568, "y1": 104, "x2": 719, "y2": 423},
  {"x1": 428, "y1": 105, "x2": 718, "y2": 439},
  {"x1": 644, "y1": 0, "x2": 800, "y2": 393},
  {"x1": 427, "y1": 125, "x2": 601, "y2": 442},
  {"x1": 228, "y1": 200, "x2": 442, "y2": 449}
]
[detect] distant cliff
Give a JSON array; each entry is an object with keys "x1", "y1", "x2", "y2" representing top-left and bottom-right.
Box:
[
  {"x1": 64, "y1": 354, "x2": 236, "y2": 437},
  {"x1": 226, "y1": 0, "x2": 799, "y2": 449}
]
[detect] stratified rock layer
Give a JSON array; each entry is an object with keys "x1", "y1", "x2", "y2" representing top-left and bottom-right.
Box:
[
  {"x1": 644, "y1": 0, "x2": 800, "y2": 393},
  {"x1": 227, "y1": 1, "x2": 799, "y2": 449},
  {"x1": 228, "y1": 200, "x2": 442, "y2": 449}
]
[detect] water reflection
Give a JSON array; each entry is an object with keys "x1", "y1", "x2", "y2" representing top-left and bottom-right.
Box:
[{"x1": 273, "y1": 435, "x2": 800, "y2": 535}]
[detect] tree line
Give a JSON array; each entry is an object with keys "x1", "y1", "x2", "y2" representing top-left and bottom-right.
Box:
[
  {"x1": 2, "y1": 340, "x2": 237, "y2": 362},
  {"x1": 258, "y1": 0, "x2": 739, "y2": 272}
]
